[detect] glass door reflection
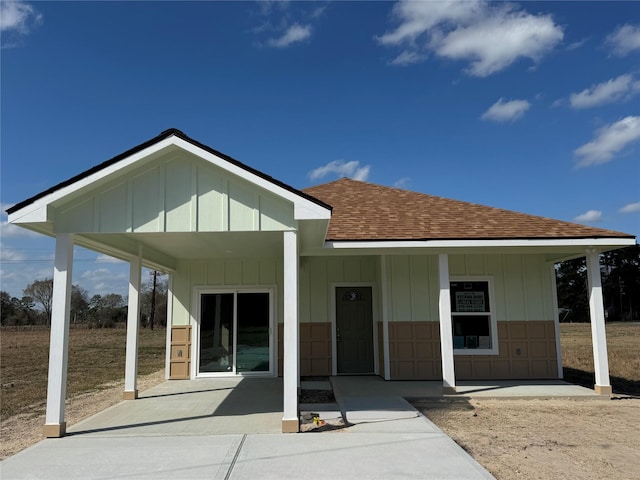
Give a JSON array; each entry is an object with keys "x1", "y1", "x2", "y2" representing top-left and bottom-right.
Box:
[
  {"x1": 236, "y1": 293, "x2": 270, "y2": 372},
  {"x1": 199, "y1": 293, "x2": 234, "y2": 373}
]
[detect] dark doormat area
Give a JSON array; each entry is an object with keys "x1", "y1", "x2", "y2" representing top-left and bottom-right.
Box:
[{"x1": 299, "y1": 389, "x2": 336, "y2": 403}]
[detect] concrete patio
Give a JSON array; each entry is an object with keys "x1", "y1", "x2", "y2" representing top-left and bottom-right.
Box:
[{"x1": 1, "y1": 376, "x2": 602, "y2": 479}]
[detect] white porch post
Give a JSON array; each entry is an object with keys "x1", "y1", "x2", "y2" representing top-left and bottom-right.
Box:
[
  {"x1": 164, "y1": 273, "x2": 173, "y2": 380},
  {"x1": 380, "y1": 255, "x2": 391, "y2": 380},
  {"x1": 124, "y1": 255, "x2": 142, "y2": 400},
  {"x1": 282, "y1": 230, "x2": 299, "y2": 433},
  {"x1": 585, "y1": 250, "x2": 612, "y2": 395},
  {"x1": 438, "y1": 254, "x2": 456, "y2": 394},
  {"x1": 44, "y1": 233, "x2": 74, "y2": 438}
]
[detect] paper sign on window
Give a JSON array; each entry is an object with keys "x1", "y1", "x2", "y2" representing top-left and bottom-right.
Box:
[{"x1": 455, "y1": 291, "x2": 485, "y2": 312}]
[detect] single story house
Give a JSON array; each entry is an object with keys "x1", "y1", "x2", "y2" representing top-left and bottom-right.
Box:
[{"x1": 7, "y1": 129, "x2": 636, "y2": 436}]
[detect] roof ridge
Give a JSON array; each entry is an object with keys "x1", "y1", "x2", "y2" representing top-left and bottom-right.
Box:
[{"x1": 8, "y1": 129, "x2": 332, "y2": 215}]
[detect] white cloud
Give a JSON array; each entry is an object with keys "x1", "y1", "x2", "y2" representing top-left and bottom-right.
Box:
[
  {"x1": 393, "y1": 177, "x2": 412, "y2": 189},
  {"x1": 573, "y1": 210, "x2": 603, "y2": 223},
  {"x1": 574, "y1": 116, "x2": 640, "y2": 167},
  {"x1": 267, "y1": 23, "x2": 311, "y2": 48},
  {"x1": 309, "y1": 160, "x2": 371, "y2": 182},
  {"x1": 389, "y1": 50, "x2": 426, "y2": 66},
  {"x1": 95, "y1": 254, "x2": 127, "y2": 264},
  {"x1": 0, "y1": 0, "x2": 42, "y2": 47},
  {"x1": 619, "y1": 202, "x2": 640, "y2": 214},
  {"x1": 0, "y1": 243, "x2": 27, "y2": 262},
  {"x1": 377, "y1": 1, "x2": 563, "y2": 77},
  {"x1": 79, "y1": 267, "x2": 128, "y2": 297},
  {"x1": 0, "y1": 0, "x2": 41, "y2": 33},
  {"x1": 569, "y1": 74, "x2": 640, "y2": 109},
  {"x1": 481, "y1": 98, "x2": 530, "y2": 122},
  {"x1": 606, "y1": 24, "x2": 640, "y2": 57}
]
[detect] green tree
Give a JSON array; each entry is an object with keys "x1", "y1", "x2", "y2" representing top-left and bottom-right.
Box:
[
  {"x1": 1, "y1": 291, "x2": 17, "y2": 325},
  {"x1": 70, "y1": 285, "x2": 90, "y2": 324},
  {"x1": 602, "y1": 245, "x2": 640, "y2": 321},
  {"x1": 140, "y1": 272, "x2": 167, "y2": 329},
  {"x1": 88, "y1": 293, "x2": 127, "y2": 327},
  {"x1": 23, "y1": 278, "x2": 54, "y2": 326},
  {"x1": 555, "y1": 257, "x2": 588, "y2": 322}
]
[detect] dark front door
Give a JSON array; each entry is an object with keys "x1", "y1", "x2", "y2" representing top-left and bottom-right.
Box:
[{"x1": 336, "y1": 286, "x2": 374, "y2": 374}]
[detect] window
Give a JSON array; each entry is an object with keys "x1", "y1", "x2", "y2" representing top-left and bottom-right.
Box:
[{"x1": 450, "y1": 278, "x2": 497, "y2": 355}]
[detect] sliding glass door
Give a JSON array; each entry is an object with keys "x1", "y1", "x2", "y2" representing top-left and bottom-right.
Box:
[
  {"x1": 198, "y1": 290, "x2": 272, "y2": 376},
  {"x1": 236, "y1": 293, "x2": 270, "y2": 372}
]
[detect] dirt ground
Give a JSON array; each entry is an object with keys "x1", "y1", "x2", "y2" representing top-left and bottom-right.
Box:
[
  {"x1": 414, "y1": 396, "x2": 640, "y2": 480},
  {"x1": 0, "y1": 369, "x2": 165, "y2": 461}
]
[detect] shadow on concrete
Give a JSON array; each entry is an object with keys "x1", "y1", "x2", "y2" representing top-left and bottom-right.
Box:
[
  {"x1": 67, "y1": 412, "x2": 220, "y2": 436},
  {"x1": 212, "y1": 377, "x2": 283, "y2": 416},
  {"x1": 141, "y1": 387, "x2": 234, "y2": 399},
  {"x1": 453, "y1": 380, "x2": 570, "y2": 395},
  {"x1": 563, "y1": 367, "x2": 640, "y2": 396},
  {"x1": 67, "y1": 377, "x2": 284, "y2": 437}
]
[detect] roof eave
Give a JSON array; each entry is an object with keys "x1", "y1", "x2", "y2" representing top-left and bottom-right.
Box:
[{"x1": 324, "y1": 237, "x2": 636, "y2": 249}]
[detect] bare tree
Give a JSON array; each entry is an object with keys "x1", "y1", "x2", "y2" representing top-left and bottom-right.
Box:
[{"x1": 24, "y1": 278, "x2": 54, "y2": 326}]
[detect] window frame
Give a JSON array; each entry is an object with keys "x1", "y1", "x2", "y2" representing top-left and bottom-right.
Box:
[
  {"x1": 191, "y1": 286, "x2": 276, "y2": 378},
  {"x1": 450, "y1": 276, "x2": 498, "y2": 356}
]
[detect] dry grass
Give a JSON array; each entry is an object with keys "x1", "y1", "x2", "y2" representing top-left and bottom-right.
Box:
[
  {"x1": 416, "y1": 322, "x2": 640, "y2": 480},
  {"x1": 560, "y1": 322, "x2": 640, "y2": 395},
  {"x1": 1, "y1": 326, "x2": 166, "y2": 419}
]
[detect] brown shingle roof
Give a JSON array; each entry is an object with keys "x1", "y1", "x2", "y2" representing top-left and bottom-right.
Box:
[{"x1": 303, "y1": 178, "x2": 633, "y2": 241}]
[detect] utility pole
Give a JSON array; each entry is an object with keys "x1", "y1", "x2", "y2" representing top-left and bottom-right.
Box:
[{"x1": 149, "y1": 270, "x2": 158, "y2": 331}]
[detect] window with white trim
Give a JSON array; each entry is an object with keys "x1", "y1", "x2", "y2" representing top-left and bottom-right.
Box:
[{"x1": 450, "y1": 278, "x2": 497, "y2": 355}]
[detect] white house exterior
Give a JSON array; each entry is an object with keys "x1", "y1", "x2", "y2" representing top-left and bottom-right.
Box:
[{"x1": 7, "y1": 129, "x2": 635, "y2": 436}]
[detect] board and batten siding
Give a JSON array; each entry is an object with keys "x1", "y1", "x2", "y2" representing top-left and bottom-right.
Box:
[
  {"x1": 386, "y1": 254, "x2": 555, "y2": 322},
  {"x1": 385, "y1": 254, "x2": 558, "y2": 380},
  {"x1": 53, "y1": 153, "x2": 296, "y2": 233}
]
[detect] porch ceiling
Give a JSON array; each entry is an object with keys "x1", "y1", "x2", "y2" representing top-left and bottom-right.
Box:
[{"x1": 76, "y1": 231, "x2": 285, "y2": 272}]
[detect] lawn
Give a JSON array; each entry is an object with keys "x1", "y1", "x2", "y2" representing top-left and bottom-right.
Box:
[
  {"x1": 560, "y1": 322, "x2": 639, "y2": 395},
  {"x1": 1, "y1": 326, "x2": 166, "y2": 419}
]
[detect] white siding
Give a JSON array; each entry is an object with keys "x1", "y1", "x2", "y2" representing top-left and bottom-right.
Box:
[
  {"x1": 387, "y1": 255, "x2": 438, "y2": 322},
  {"x1": 449, "y1": 254, "x2": 554, "y2": 321},
  {"x1": 299, "y1": 256, "x2": 378, "y2": 325},
  {"x1": 54, "y1": 153, "x2": 296, "y2": 234},
  {"x1": 382, "y1": 254, "x2": 554, "y2": 323}
]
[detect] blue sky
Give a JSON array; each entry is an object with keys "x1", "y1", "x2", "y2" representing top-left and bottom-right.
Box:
[{"x1": 1, "y1": 0, "x2": 639, "y2": 299}]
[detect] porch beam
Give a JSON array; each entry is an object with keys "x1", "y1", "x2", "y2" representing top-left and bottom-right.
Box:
[
  {"x1": 124, "y1": 255, "x2": 142, "y2": 399},
  {"x1": 585, "y1": 250, "x2": 612, "y2": 395},
  {"x1": 282, "y1": 231, "x2": 299, "y2": 432},
  {"x1": 438, "y1": 254, "x2": 456, "y2": 394},
  {"x1": 44, "y1": 233, "x2": 74, "y2": 438}
]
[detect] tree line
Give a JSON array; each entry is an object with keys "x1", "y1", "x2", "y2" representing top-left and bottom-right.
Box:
[
  {"x1": 1, "y1": 273, "x2": 168, "y2": 328},
  {"x1": 556, "y1": 245, "x2": 640, "y2": 322}
]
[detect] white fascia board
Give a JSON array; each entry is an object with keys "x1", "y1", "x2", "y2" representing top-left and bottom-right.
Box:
[
  {"x1": 174, "y1": 138, "x2": 331, "y2": 221},
  {"x1": 8, "y1": 204, "x2": 50, "y2": 224},
  {"x1": 325, "y1": 238, "x2": 635, "y2": 250},
  {"x1": 8, "y1": 137, "x2": 178, "y2": 224}
]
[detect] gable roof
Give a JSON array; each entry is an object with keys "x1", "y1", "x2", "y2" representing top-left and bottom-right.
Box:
[
  {"x1": 7, "y1": 129, "x2": 331, "y2": 215},
  {"x1": 303, "y1": 178, "x2": 634, "y2": 241}
]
